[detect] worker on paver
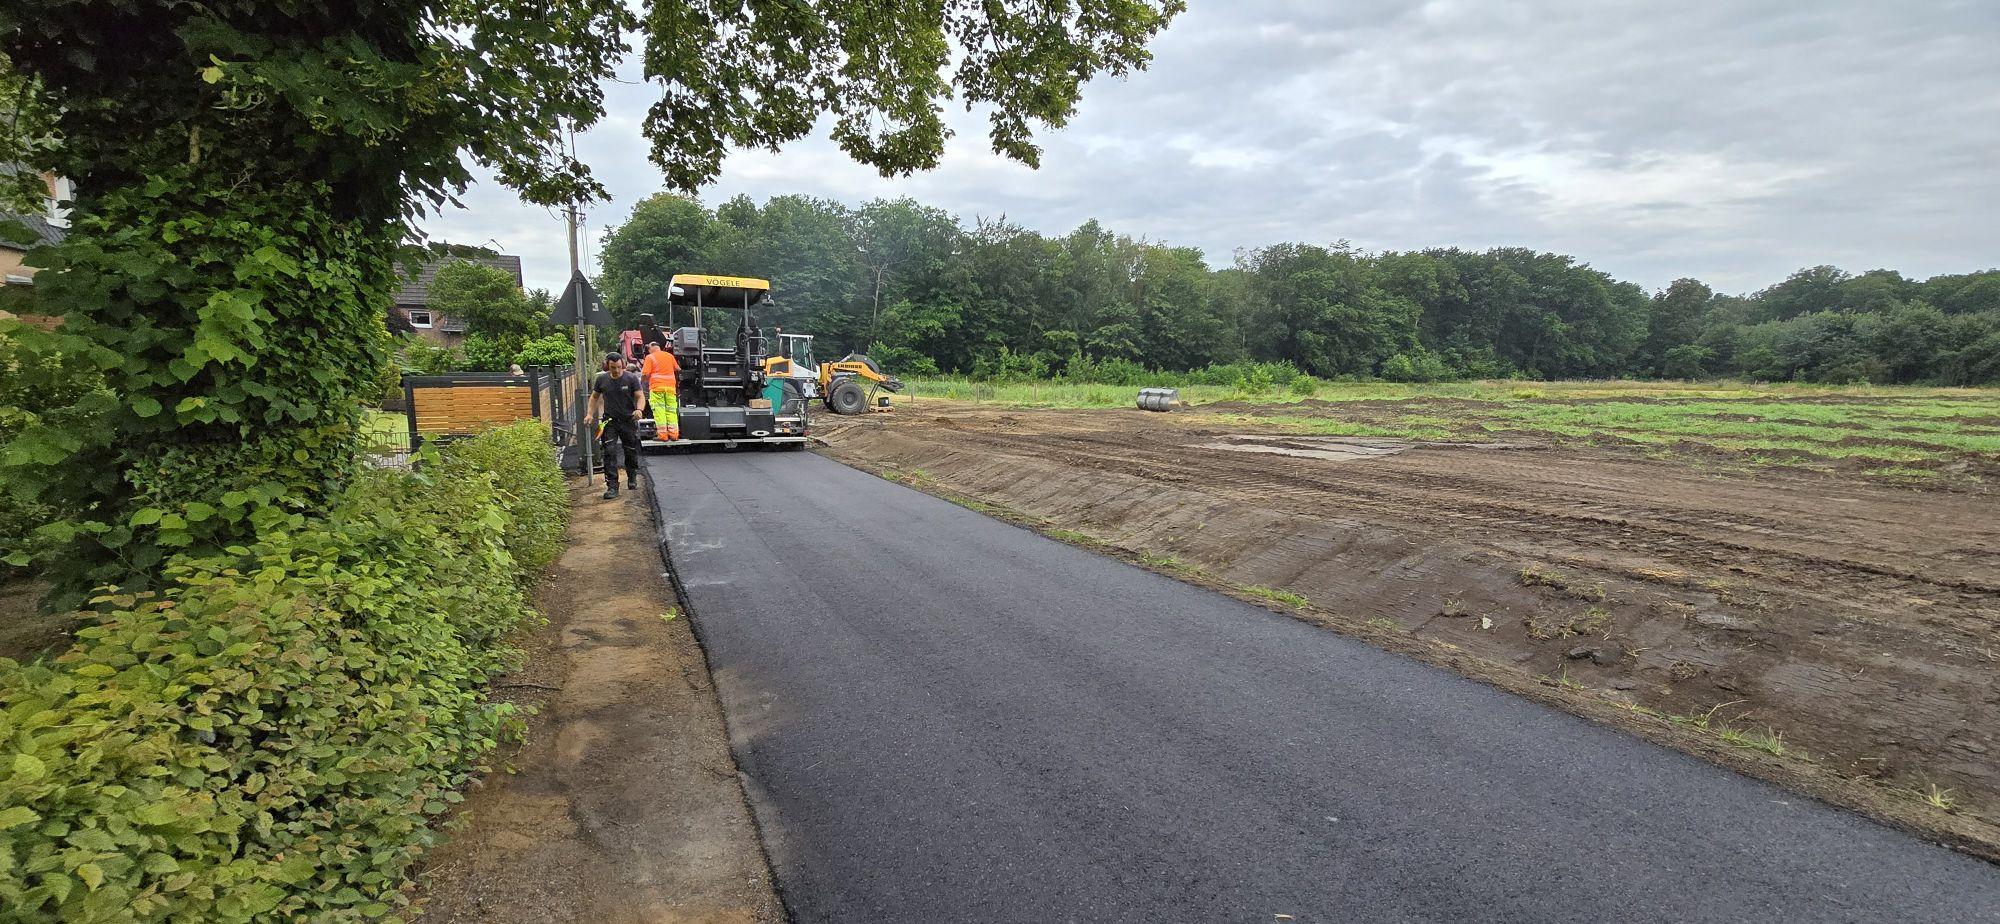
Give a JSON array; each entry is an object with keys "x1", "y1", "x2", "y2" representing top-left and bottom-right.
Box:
[
  {"x1": 587, "y1": 352, "x2": 644, "y2": 500},
  {"x1": 640, "y1": 340, "x2": 680, "y2": 441}
]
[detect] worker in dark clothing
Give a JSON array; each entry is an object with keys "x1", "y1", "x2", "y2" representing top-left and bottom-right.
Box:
[{"x1": 586, "y1": 352, "x2": 644, "y2": 500}]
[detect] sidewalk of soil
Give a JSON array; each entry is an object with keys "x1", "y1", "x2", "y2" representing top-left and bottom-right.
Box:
[{"x1": 410, "y1": 479, "x2": 783, "y2": 924}]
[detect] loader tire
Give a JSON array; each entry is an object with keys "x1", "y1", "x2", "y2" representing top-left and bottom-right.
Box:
[{"x1": 828, "y1": 380, "x2": 867, "y2": 415}]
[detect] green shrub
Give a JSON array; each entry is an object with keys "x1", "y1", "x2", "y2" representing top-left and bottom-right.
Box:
[
  {"x1": 513, "y1": 333, "x2": 573, "y2": 369},
  {"x1": 1379, "y1": 348, "x2": 1453, "y2": 383},
  {"x1": 1179, "y1": 361, "x2": 1307, "y2": 389},
  {"x1": 459, "y1": 333, "x2": 516, "y2": 373},
  {"x1": 398, "y1": 338, "x2": 462, "y2": 376},
  {"x1": 436, "y1": 423, "x2": 568, "y2": 577},
  {"x1": 0, "y1": 328, "x2": 113, "y2": 579},
  {"x1": 0, "y1": 420, "x2": 566, "y2": 922},
  {"x1": 1057, "y1": 354, "x2": 1151, "y2": 386}
]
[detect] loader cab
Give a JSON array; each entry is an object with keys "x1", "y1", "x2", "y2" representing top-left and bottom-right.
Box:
[{"x1": 776, "y1": 333, "x2": 817, "y2": 376}]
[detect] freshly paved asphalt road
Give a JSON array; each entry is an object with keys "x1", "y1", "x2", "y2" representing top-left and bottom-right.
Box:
[{"x1": 645, "y1": 449, "x2": 2000, "y2": 924}]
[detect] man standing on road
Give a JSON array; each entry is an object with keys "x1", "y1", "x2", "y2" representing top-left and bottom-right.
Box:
[
  {"x1": 640, "y1": 340, "x2": 680, "y2": 441},
  {"x1": 587, "y1": 352, "x2": 644, "y2": 500}
]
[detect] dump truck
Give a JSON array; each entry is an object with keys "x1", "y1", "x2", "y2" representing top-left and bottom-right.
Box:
[{"x1": 616, "y1": 274, "x2": 809, "y2": 450}]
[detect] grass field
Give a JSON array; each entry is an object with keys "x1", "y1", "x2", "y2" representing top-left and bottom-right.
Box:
[
  {"x1": 362, "y1": 408, "x2": 406, "y2": 438},
  {"x1": 892, "y1": 378, "x2": 2000, "y2": 481}
]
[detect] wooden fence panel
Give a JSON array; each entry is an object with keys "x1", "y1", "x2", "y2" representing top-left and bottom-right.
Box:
[
  {"x1": 399, "y1": 368, "x2": 575, "y2": 447},
  {"x1": 411, "y1": 386, "x2": 536, "y2": 435}
]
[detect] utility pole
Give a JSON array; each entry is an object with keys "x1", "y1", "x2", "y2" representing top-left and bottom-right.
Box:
[{"x1": 568, "y1": 204, "x2": 594, "y2": 486}]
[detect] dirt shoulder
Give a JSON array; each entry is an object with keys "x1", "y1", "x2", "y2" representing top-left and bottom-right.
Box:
[
  {"x1": 410, "y1": 481, "x2": 783, "y2": 924},
  {"x1": 0, "y1": 579, "x2": 73, "y2": 664},
  {"x1": 816, "y1": 403, "x2": 2000, "y2": 860}
]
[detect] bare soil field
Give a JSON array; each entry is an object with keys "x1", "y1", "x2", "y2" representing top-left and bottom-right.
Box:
[{"x1": 814, "y1": 400, "x2": 2000, "y2": 856}]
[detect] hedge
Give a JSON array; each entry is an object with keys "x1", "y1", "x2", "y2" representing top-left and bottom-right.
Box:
[{"x1": 0, "y1": 421, "x2": 568, "y2": 922}]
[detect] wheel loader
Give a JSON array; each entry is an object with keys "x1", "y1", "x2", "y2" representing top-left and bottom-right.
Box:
[{"x1": 763, "y1": 332, "x2": 904, "y2": 415}]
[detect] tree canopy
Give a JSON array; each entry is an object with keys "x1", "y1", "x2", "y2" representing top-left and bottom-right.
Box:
[
  {"x1": 428, "y1": 260, "x2": 537, "y2": 340},
  {"x1": 597, "y1": 192, "x2": 2000, "y2": 386},
  {"x1": 0, "y1": 0, "x2": 1184, "y2": 603}
]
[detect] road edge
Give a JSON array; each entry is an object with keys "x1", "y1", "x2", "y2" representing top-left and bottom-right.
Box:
[{"x1": 642, "y1": 458, "x2": 802, "y2": 923}]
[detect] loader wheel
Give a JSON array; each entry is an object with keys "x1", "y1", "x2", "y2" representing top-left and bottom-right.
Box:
[{"x1": 828, "y1": 380, "x2": 867, "y2": 415}]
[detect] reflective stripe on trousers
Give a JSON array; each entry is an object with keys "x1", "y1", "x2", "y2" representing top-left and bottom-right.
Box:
[{"x1": 650, "y1": 387, "x2": 679, "y2": 439}]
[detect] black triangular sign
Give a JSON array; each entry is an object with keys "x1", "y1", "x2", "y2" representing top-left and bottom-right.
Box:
[{"x1": 549, "y1": 272, "x2": 615, "y2": 326}]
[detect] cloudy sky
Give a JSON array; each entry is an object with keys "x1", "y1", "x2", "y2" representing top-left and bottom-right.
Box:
[{"x1": 423, "y1": 0, "x2": 2000, "y2": 297}]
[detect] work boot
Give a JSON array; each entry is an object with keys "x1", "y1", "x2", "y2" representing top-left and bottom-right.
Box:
[
  {"x1": 601, "y1": 482, "x2": 618, "y2": 500},
  {"x1": 627, "y1": 471, "x2": 640, "y2": 490}
]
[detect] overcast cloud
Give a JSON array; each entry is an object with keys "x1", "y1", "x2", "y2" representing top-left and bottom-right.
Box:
[{"x1": 422, "y1": 0, "x2": 2000, "y2": 296}]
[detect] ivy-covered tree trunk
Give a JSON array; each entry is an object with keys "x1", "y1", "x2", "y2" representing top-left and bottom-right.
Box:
[
  {"x1": 2, "y1": 6, "x2": 419, "y2": 605},
  {"x1": 30, "y1": 175, "x2": 397, "y2": 596}
]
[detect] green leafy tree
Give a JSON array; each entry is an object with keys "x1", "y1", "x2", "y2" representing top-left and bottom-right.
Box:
[
  {"x1": 1755, "y1": 265, "x2": 1851, "y2": 321},
  {"x1": 850, "y1": 198, "x2": 966, "y2": 348},
  {"x1": 0, "y1": 0, "x2": 1183, "y2": 602},
  {"x1": 1659, "y1": 343, "x2": 1712, "y2": 380},
  {"x1": 1641, "y1": 279, "x2": 1713, "y2": 375},
  {"x1": 1241, "y1": 243, "x2": 1419, "y2": 377},
  {"x1": 428, "y1": 259, "x2": 539, "y2": 341},
  {"x1": 597, "y1": 193, "x2": 717, "y2": 328},
  {"x1": 708, "y1": 194, "x2": 870, "y2": 346}
]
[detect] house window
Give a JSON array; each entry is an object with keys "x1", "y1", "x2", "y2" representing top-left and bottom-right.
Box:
[{"x1": 407, "y1": 309, "x2": 434, "y2": 328}]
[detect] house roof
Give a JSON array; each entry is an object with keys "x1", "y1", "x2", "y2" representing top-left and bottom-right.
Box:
[
  {"x1": 393, "y1": 254, "x2": 524, "y2": 307},
  {"x1": 0, "y1": 210, "x2": 64, "y2": 252},
  {"x1": 0, "y1": 164, "x2": 65, "y2": 252}
]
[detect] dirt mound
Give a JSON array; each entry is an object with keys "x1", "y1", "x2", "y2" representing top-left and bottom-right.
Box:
[{"x1": 817, "y1": 406, "x2": 2000, "y2": 856}]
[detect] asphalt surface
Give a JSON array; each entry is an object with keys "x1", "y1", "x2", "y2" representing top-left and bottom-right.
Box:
[{"x1": 645, "y1": 449, "x2": 2000, "y2": 924}]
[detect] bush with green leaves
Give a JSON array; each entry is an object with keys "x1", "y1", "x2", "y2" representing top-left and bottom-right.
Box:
[
  {"x1": 0, "y1": 420, "x2": 566, "y2": 922},
  {"x1": 458, "y1": 334, "x2": 516, "y2": 374},
  {"x1": 429, "y1": 423, "x2": 567, "y2": 577},
  {"x1": 397, "y1": 339, "x2": 463, "y2": 378},
  {"x1": 513, "y1": 333, "x2": 574, "y2": 369},
  {"x1": 0, "y1": 327, "x2": 112, "y2": 579},
  {"x1": 1379, "y1": 349, "x2": 1454, "y2": 383}
]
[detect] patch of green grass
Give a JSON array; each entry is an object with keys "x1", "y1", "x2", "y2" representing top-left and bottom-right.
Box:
[
  {"x1": 897, "y1": 376, "x2": 1998, "y2": 483},
  {"x1": 1365, "y1": 617, "x2": 1399, "y2": 630},
  {"x1": 1918, "y1": 783, "x2": 1959, "y2": 812},
  {"x1": 1243, "y1": 585, "x2": 1309, "y2": 608},
  {"x1": 1525, "y1": 605, "x2": 1611, "y2": 641},
  {"x1": 1863, "y1": 465, "x2": 1942, "y2": 481},
  {"x1": 1716, "y1": 725, "x2": 1794, "y2": 758},
  {"x1": 1137, "y1": 551, "x2": 1201, "y2": 575},
  {"x1": 1044, "y1": 528, "x2": 1107, "y2": 547},
  {"x1": 1544, "y1": 667, "x2": 1587, "y2": 692},
  {"x1": 1669, "y1": 700, "x2": 1745, "y2": 732},
  {"x1": 362, "y1": 409, "x2": 405, "y2": 439}
]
